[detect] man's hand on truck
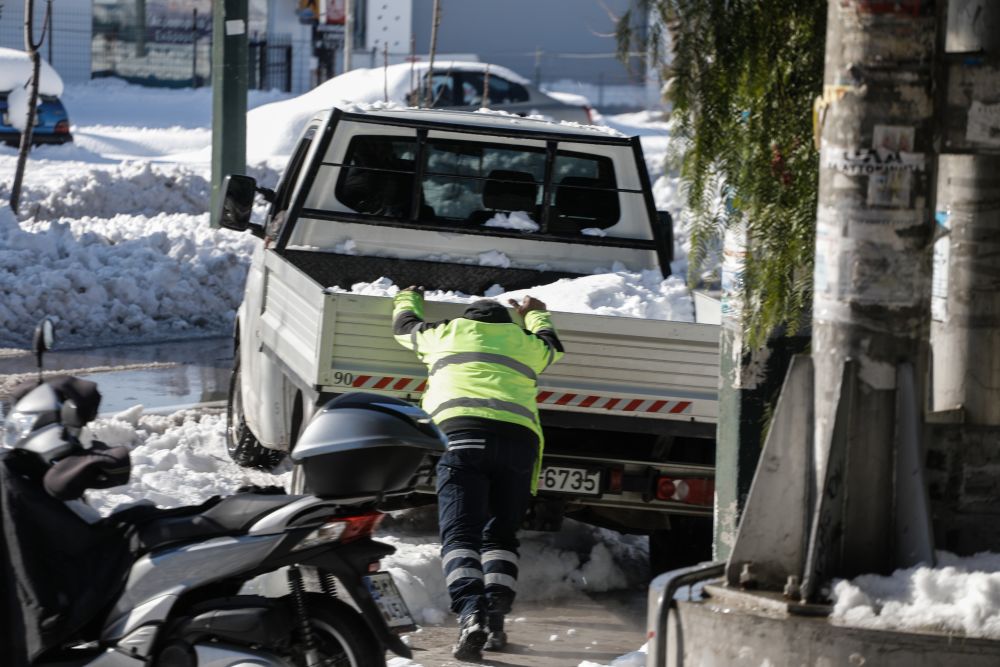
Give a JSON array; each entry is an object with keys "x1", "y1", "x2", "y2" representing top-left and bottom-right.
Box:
[
  {"x1": 403, "y1": 285, "x2": 425, "y2": 295},
  {"x1": 508, "y1": 295, "x2": 547, "y2": 317}
]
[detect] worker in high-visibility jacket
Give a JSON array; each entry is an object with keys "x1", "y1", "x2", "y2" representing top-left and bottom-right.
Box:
[{"x1": 392, "y1": 287, "x2": 564, "y2": 661}]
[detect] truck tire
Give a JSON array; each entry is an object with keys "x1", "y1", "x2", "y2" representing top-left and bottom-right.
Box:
[
  {"x1": 648, "y1": 516, "x2": 714, "y2": 576},
  {"x1": 226, "y1": 352, "x2": 286, "y2": 470}
]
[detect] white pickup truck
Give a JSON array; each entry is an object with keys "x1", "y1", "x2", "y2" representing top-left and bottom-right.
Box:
[{"x1": 217, "y1": 107, "x2": 720, "y2": 570}]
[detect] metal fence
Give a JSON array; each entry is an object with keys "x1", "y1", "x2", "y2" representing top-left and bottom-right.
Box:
[
  {"x1": 248, "y1": 38, "x2": 293, "y2": 93},
  {"x1": 91, "y1": 14, "x2": 293, "y2": 92}
]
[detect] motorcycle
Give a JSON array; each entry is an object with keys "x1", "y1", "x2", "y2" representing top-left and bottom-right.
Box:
[{"x1": 0, "y1": 318, "x2": 446, "y2": 667}]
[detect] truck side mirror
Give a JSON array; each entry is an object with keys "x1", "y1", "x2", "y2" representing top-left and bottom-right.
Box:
[
  {"x1": 657, "y1": 210, "x2": 675, "y2": 265},
  {"x1": 215, "y1": 174, "x2": 263, "y2": 236}
]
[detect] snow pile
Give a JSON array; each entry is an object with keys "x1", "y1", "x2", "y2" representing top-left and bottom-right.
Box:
[
  {"x1": 483, "y1": 210, "x2": 539, "y2": 232},
  {"x1": 579, "y1": 644, "x2": 648, "y2": 667},
  {"x1": 832, "y1": 551, "x2": 1000, "y2": 639},
  {"x1": 85, "y1": 407, "x2": 289, "y2": 513},
  {"x1": 327, "y1": 269, "x2": 695, "y2": 323},
  {"x1": 0, "y1": 206, "x2": 255, "y2": 346}
]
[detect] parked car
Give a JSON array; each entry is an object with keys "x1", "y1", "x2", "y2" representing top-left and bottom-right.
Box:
[
  {"x1": 405, "y1": 61, "x2": 595, "y2": 124},
  {"x1": 0, "y1": 47, "x2": 72, "y2": 146}
]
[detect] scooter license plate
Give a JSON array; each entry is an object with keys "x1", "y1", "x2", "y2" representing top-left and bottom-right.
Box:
[{"x1": 364, "y1": 572, "x2": 415, "y2": 631}]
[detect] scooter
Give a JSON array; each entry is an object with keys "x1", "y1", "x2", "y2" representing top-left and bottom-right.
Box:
[{"x1": 0, "y1": 318, "x2": 446, "y2": 667}]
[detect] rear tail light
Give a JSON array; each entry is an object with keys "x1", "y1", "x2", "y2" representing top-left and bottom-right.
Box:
[
  {"x1": 608, "y1": 468, "x2": 624, "y2": 493},
  {"x1": 584, "y1": 105, "x2": 594, "y2": 124},
  {"x1": 293, "y1": 512, "x2": 384, "y2": 552},
  {"x1": 54, "y1": 120, "x2": 70, "y2": 134},
  {"x1": 655, "y1": 477, "x2": 714, "y2": 505}
]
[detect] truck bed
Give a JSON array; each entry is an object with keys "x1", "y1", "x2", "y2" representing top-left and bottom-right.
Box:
[{"x1": 260, "y1": 250, "x2": 719, "y2": 426}]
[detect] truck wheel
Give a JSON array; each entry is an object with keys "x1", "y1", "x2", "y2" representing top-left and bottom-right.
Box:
[
  {"x1": 227, "y1": 353, "x2": 286, "y2": 470},
  {"x1": 648, "y1": 516, "x2": 714, "y2": 576}
]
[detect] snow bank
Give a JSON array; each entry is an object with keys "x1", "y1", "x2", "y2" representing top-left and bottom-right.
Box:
[
  {"x1": 0, "y1": 205, "x2": 255, "y2": 346},
  {"x1": 0, "y1": 161, "x2": 279, "y2": 221},
  {"x1": 86, "y1": 407, "x2": 289, "y2": 512},
  {"x1": 832, "y1": 551, "x2": 1000, "y2": 639}
]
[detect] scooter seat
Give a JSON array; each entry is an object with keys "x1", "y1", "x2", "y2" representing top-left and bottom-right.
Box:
[{"x1": 134, "y1": 493, "x2": 303, "y2": 553}]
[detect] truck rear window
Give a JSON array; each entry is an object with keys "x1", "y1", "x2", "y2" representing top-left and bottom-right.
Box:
[{"x1": 332, "y1": 134, "x2": 625, "y2": 235}]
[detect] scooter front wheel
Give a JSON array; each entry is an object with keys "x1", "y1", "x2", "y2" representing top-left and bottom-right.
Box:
[{"x1": 290, "y1": 596, "x2": 386, "y2": 667}]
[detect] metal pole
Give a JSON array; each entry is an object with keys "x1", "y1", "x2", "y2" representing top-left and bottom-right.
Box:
[
  {"x1": 809, "y1": 0, "x2": 936, "y2": 581},
  {"x1": 425, "y1": 0, "x2": 441, "y2": 107},
  {"x1": 210, "y1": 0, "x2": 248, "y2": 227},
  {"x1": 192, "y1": 8, "x2": 198, "y2": 88},
  {"x1": 135, "y1": 0, "x2": 146, "y2": 58},
  {"x1": 930, "y1": 1, "x2": 1000, "y2": 424},
  {"x1": 343, "y1": 0, "x2": 352, "y2": 72},
  {"x1": 46, "y1": 0, "x2": 52, "y2": 64}
]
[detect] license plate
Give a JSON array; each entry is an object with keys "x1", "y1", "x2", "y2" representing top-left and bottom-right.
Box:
[
  {"x1": 364, "y1": 572, "x2": 415, "y2": 631},
  {"x1": 538, "y1": 466, "x2": 601, "y2": 496}
]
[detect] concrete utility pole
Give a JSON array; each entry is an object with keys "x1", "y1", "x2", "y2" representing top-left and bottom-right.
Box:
[
  {"x1": 931, "y1": 1, "x2": 1000, "y2": 423},
  {"x1": 808, "y1": 0, "x2": 936, "y2": 584},
  {"x1": 928, "y1": 0, "x2": 1000, "y2": 551},
  {"x1": 210, "y1": 0, "x2": 248, "y2": 227},
  {"x1": 343, "y1": 0, "x2": 352, "y2": 72}
]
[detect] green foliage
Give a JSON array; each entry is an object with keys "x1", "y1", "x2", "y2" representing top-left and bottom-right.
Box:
[{"x1": 618, "y1": 0, "x2": 826, "y2": 343}]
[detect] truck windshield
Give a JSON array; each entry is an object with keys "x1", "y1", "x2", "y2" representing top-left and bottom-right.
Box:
[{"x1": 331, "y1": 134, "x2": 631, "y2": 237}]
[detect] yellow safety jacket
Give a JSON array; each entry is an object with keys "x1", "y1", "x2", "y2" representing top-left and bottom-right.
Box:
[{"x1": 392, "y1": 291, "x2": 565, "y2": 492}]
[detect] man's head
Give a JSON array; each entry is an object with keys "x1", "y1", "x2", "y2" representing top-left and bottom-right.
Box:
[{"x1": 462, "y1": 299, "x2": 512, "y2": 324}]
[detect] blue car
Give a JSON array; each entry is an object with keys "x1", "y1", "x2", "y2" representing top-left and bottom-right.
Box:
[{"x1": 0, "y1": 92, "x2": 73, "y2": 146}]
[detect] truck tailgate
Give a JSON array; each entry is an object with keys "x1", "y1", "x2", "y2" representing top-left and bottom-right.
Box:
[{"x1": 260, "y1": 254, "x2": 719, "y2": 423}]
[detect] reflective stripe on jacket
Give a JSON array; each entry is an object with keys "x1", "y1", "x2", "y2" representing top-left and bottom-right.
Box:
[{"x1": 392, "y1": 291, "x2": 564, "y2": 492}]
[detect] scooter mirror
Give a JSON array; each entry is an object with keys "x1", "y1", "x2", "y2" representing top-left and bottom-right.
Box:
[{"x1": 32, "y1": 318, "x2": 55, "y2": 379}]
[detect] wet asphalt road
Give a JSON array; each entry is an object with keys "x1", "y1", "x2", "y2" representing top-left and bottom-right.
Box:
[{"x1": 0, "y1": 336, "x2": 233, "y2": 413}]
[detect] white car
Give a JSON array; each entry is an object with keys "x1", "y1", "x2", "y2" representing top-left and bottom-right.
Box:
[
  {"x1": 407, "y1": 61, "x2": 594, "y2": 124},
  {"x1": 247, "y1": 61, "x2": 595, "y2": 159}
]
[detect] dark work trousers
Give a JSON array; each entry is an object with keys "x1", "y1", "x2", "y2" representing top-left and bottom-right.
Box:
[{"x1": 436, "y1": 420, "x2": 539, "y2": 620}]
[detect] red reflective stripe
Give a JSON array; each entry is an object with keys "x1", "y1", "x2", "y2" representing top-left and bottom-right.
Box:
[
  {"x1": 579, "y1": 395, "x2": 600, "y2": 408},
  {"x1": 416, "y1": 380, "x2": 428, "y2": 392},
  {"x1": 670, "y1": 402, "x2": 691, "y2": 414},
  {"x1": 556, "y1": 393, "x2": 577, "y2": 406},
  {"x1": 353, "y1": 375, "x2": 371, "y2": 388},
  {"x1": 648, "y1": 400, "x2": 667, "y2": 413},
  {"x1": 373, "y1": 376, "x2": 393, "y2": 390},
  {"x1": 603, "y1": 398, "x2": 621, "y2": 410},
  {"x1": 393, "y1": 378, "x2": 411, "y2": 391},
  {"x1": 624, "y1": 399, "x2": 644, "y2": 412},
  {"x1": 537, "y1": 391, "x2": 554, "y2": 403}
]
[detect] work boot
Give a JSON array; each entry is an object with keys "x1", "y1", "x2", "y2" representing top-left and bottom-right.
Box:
[
  {"x1": 484, "y1": 612, "x2": 507, "y2": 651},
  {"x1": 452, "y1": 612, "x2": 488, "y2": 662}
]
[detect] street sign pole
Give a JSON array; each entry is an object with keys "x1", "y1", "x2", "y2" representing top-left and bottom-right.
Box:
[{"x1": 210, "y1": 0, "x2": 248, "y2": 227}]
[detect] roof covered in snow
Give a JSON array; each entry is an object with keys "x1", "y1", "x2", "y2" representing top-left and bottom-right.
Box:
[
  {"x1": 0, "y1": 47, "x2": 64, "y2": 96},
  {"x1": 338, "y1": 106, "x2": 630, "y2": 142}
]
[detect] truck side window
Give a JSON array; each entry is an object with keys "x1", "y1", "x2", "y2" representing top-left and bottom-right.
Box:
[
  {"x1": 266, "y1": 129, "x2": 314, "y2": 241},
  {"x1": 549, "y1": 153, "x2": 620, "y2": 232},
  {"x1": 336, "y1": 136, "x2": 418, "y2": 218}
]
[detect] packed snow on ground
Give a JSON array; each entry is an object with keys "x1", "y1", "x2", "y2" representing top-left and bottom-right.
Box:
[{"x1": 832, "y1": 551, "x2": 1000, "y2": 639}]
